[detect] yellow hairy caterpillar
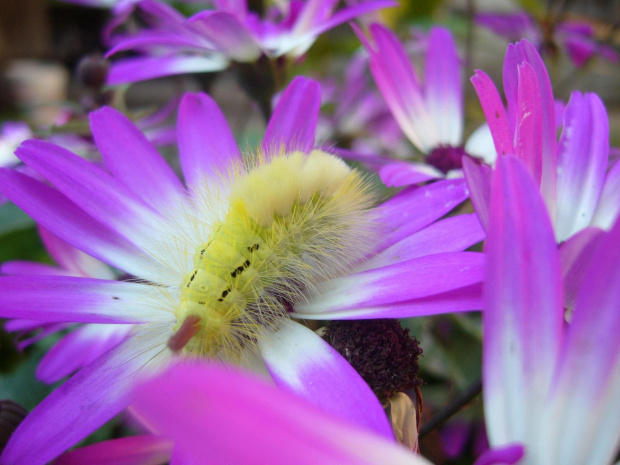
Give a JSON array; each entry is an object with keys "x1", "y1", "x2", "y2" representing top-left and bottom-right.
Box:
[{"x1": 171, "y1": 149, "x2": 378, "y2": 358}]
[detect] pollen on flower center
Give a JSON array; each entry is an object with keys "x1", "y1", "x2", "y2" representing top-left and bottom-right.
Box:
[
  {"x1": 171, "y1": 150, "x2": 378, "y2": 359},
  {"x1": 426, "y1": 145, "x2": 467, "y2": 174}
]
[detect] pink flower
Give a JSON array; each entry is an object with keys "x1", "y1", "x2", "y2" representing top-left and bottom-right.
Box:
[
  {"x1": 354, "y1": 24, "x2": 496, "y2": 186},
  {"x1": 464, "y1": 39, "x2": 617, "y2": 244},
  {"x1": 475, "y1": 155, "x2": 620, "y2": 465}
]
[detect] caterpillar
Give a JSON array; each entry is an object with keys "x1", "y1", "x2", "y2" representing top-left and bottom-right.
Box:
[{"x1": 171, "y1": 149, "x2": 379, "y2": 359}]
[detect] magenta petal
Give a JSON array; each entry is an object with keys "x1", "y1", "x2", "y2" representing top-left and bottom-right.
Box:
[
  {"x1": 362, "y1": 214, "x2": 484, "y2": 270},
  {"x1": 376, "y1": 178, "x2": 470, "y2": 246},
  {"x1": 591, "y1": 159, "x2": 620, "y2": 230},
  {"x1": 293, "y1": 283, "x2": 483, "y2": 319},
  {"x1": 294, "y1": 252, "x2": 484, "y2": 314},
  {"x1": 37, "y1": 323, "x2": 133, "y2": 384},
  {"x1": 0, "y1": 169, "x2": 157, "y2": 278},
  {"x1": 470, "y1": 70, "x2": 513, "y2": 158},
  {"x1": 552, "y1": 213, "x2": 620, "y2": 419},
  {"x1": 291, "y1": 1, "x2": 397, "y2": 56},
  {"x1": 483, "y1": 156, "x2": 563, "y2": 446},
  {"x1": 130, "y1": 362, "x2": 428, "y2": 465},
  {"x1": 473, "y1": 444, "x2": 525, "y2": 465},
  {"x1": 1, "y1": 260, "x2": 71, "y2": 276},
  {"x1": 187, "y1": 11, "x2": 261, "y2": 62},
  {"x1": 107, "y1": 55, "x2": 229, "y2": 85},
  {"x1": 0, "y1": 275, "x2": 162, "y2": 323},
  {"x1": 55, "y1": 435, "x2": 173, "y2": 465},
  {"x1": 14, "y1": 140, "x2": 159, "y2": 249},
  {"x1": 513, "y1": 62, "x2": 543, "y2": 187},
  {"x1": 105, "y1": 32, "x2": 207, "y2": 58},
  {"x1": 90, "y1": 106, "x2": 184, "y2": 210},
  {"x1": 38, "y1": 226, "x2": 115, "y2": 279},
  {"x1": 425, "y1": 27, "x2": 463, "y2": 146},
  {"x1": 177, "y1": 92, "x2": 241, "y2": 188},
  {"x1": 259, "y1": 320, "x2": 393, "y2": 440},
  {"x1": 0, "y1": 333, "x2": 169, "y2": 465},
  {"x1": 379, "y1": 162, "x2": 443, "y2": 187},
  {"x1": 462, "y1": 155, "x2": 493, "y2": 232},
  {"x1": 361, "y1": 23, "x2": 434, "y2": 152},
  {"x1": 263, "y1": 77, "x2": 320, "y2": 155},
  {"x1": 503, "y1": 40, "x2": 556, "y2": 205},
  {"x1": 559, "y1": 226, "x2": 605, "y2": 310},
  {"x1": 555, "y1": 92, "x2": 609, "y2": 241}
]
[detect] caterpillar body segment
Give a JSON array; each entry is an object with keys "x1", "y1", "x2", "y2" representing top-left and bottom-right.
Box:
[{"x1": 173, "y1": 150, "x2": 378, "y2": 358}]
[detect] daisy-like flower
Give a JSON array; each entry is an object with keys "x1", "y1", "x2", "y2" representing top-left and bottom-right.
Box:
[
  {"x1": 475, "y1": 155, "x2": 620, "y2": 465},
  {"x1": 105, "y1": 0, "x2": 396, "y2": 85},
  {"x1": 464, "y1": 39, "x2": 618, "y2": 244},
  {"x1": 57, "y1": 362, "x2": 434, "y2": 464},
  {"x1": 2, "y1": 227, "x2": 131, "y2": 384},
  {"x1": 476, "y1": 11, "x2": 618, "y2": 68},
  {"x1": 0, "y1": 77, "x2": 483, "y2": 464},
  {"x1": 354, "y1": 24, "x2": 495, "y2": 187}
]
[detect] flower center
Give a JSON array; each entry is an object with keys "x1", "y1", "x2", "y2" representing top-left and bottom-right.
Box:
[
  {"x1": 172, "y1": 150, "x2": 378, "y2": 358},
  {"x1": 322, "y1": 319, "x2": 423, "y2": 402},
  {"x1": 426, "y1": 145, "x2": 467, "y2": 174}
]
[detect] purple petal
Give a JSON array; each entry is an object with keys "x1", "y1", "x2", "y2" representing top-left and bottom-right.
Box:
[
  {"x1": 107, "y1": 55, "x2": 229, "y2": 85},
  {"x1": 359, "y1": 23, "x2": 436, "y2": 153},
  {"x1": 294, "y1": 252, "x2": 484, "y2": 315},
  {"x1": 376, "y1": 178, "x2": 470, "y2": 247},
  {"x1": 186, "y1": 12, "x2": 261, "y2": 61},
  {"x1": 503, "y1": 40, "x2": 556, "y2": 207},
  {"x1": 106, "y1": 33, "x2": 208, "y2": 58},
  {"x1": 286, "y1": 1, "x2": 397, "y2": 57},
  {"x1": 513, "y1": 62, "x2": 543, "y2": 187},
  {"x1": 548, "y1": 215, "x2": 620, "y2": 464},
  {"x1": 262, "y1": 77, "x2": 320, "y2": 155},
  {"x1": 559, "y1": 226, "x2": 605, "y2": 310},
  {"x1": 475, "y1": 12, "x2": 535, "y2": 40},
  {"x1": 591, "y1": 158, "x2": 620, "y2": 230},
  {"x1": 38, "y1": 226, "x2": 116, "y2": 279},
  {"x1": 55, "y1": 435, "x2": 173, "y2": 465},
  {"x1": 561, "y1": 34, "x2": 598, "y2": 67},
  {"x1": 473, "y1": 444, "x2": 525, "y2": 465},
  {"x1": 0, "y1": 332, "x2": 170, "y2": 465},
  {"x1": 425, "y1": 27, "x2": 463, "y2": 146},
  {"x1": 483, "y1": 156, "x2": 563, "y2": 446},
  {"x1": 0, "y1": 169, "x2": 159, "y2": 279},
  {"x1": 555, "y1": 92, "x2": 609, "y2": 241},
  {"x1": 130, "y1": 362, "x2": 429, "y2": 465},
  {"x1": 379, "y1": 162, "x2": 443, "y2": 187},
  {"x1": 15, "y1": 140, "x2": 160, "y2": 250},
  {"x1": 293, "y1": 283, "x2": 483, "y2": 319},
  {"x1": 361, "y1": 213, "x2": 484, "y2": 270},
  {"x1": 1, "y1": 261, "x2": 72, "y2": 276},
  {"x1": 470, "y1": 70, "x2": 513, "y2": 158},
  {"x1": 90, "y1": 106, "x2": 184, "y2": 210},
  {"x1": 0, "y1": 275, "x2": 163, "y2": 323},
  {"x1": 37, "y1": 323, "x2": 133, "y2": 384},
  {"x1": 259, "y1": 320, "x2": 393, "y2": 440},
  {"x1": 462, "y1": 155, "x2": 493, "y2": 232},
  {"x1": 177, "y1": 92, "x2": 241, "y2": 188}
]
